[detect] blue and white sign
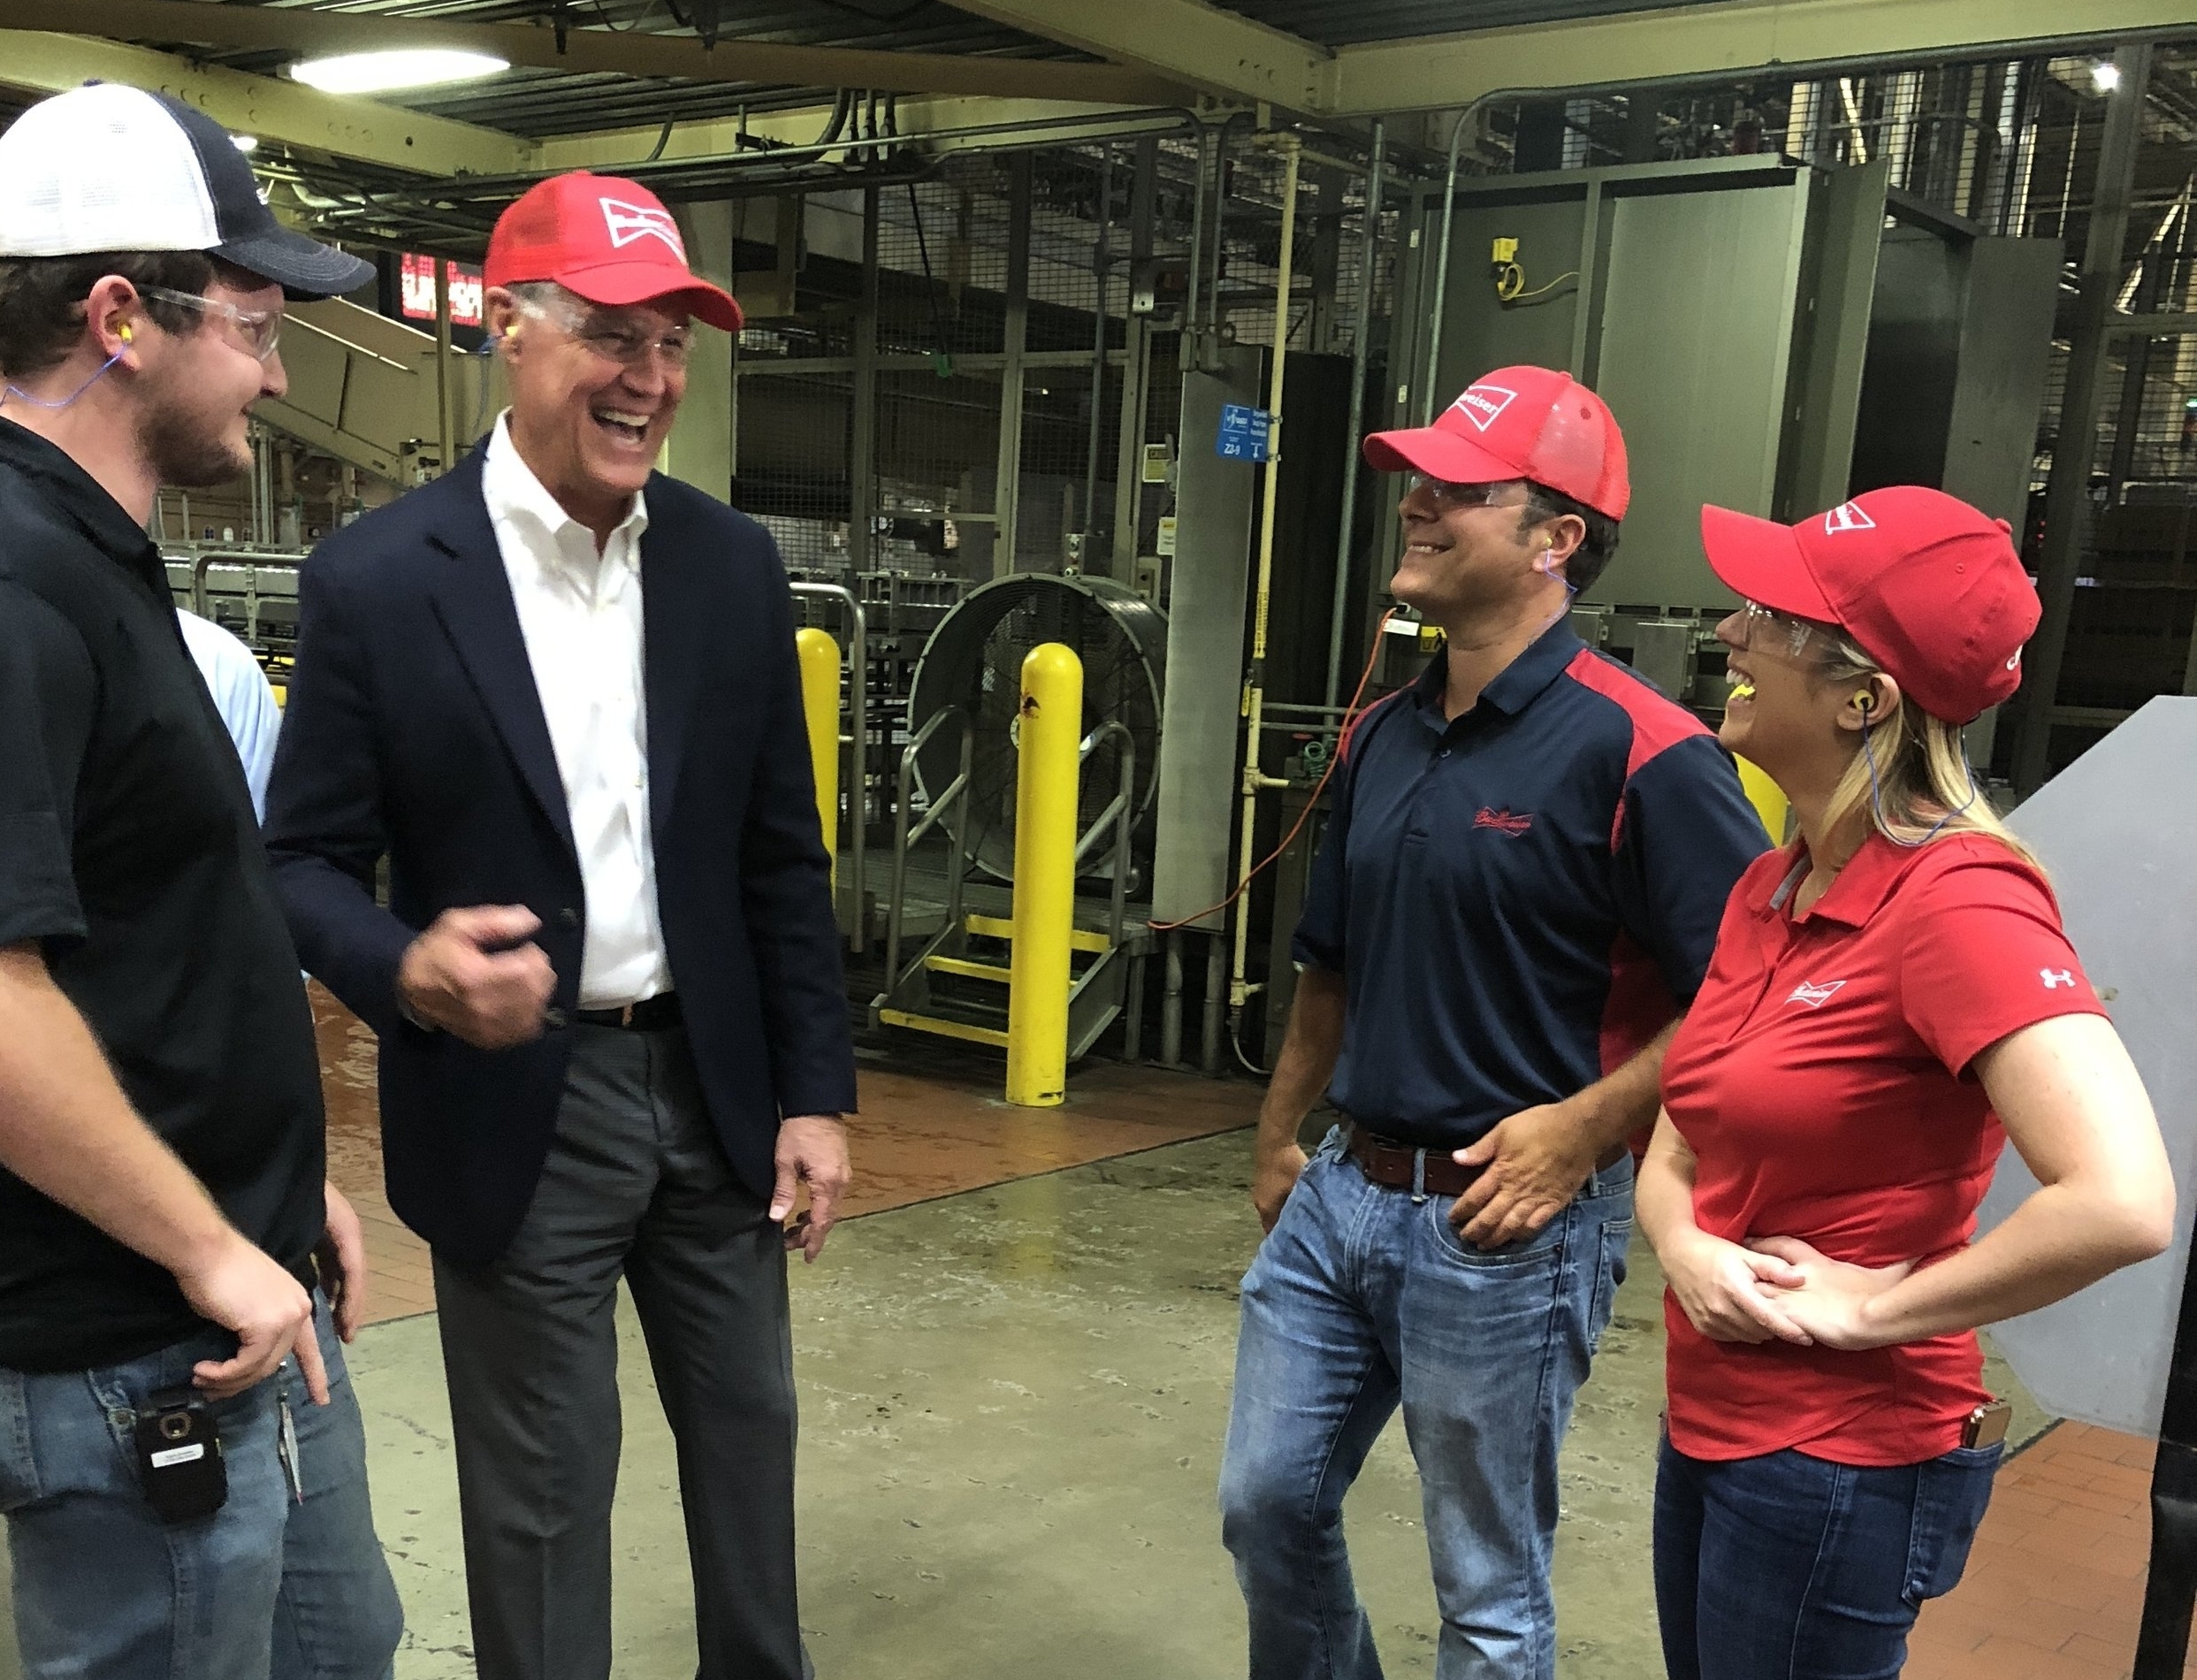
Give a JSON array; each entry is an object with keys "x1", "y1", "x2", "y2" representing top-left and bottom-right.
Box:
[{"x1": 1216, "y1": 403, "x2": 1273, "y2": 462}]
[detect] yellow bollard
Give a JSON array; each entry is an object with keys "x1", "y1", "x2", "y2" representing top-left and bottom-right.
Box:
[
  {"x1": 1005, "y1": 642, "x2": 1082, "y2": 1108},
  {"x1": 794, "y1": 628, "x2": 841, "y2": 885},
  {"x1": 1735, "y1": 754, "x2": 1790, "y2": 845}
]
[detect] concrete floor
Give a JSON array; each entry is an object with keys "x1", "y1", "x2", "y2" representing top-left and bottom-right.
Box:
[{"x1": 0, "y1": 1116, "x2": 2048, "y2": 1680}]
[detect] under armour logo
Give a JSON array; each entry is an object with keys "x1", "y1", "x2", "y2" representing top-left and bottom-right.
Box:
[
  {"x1": 2041, "y1": 969, "x2": 2076, "y2": 990},
  {"x1": 600, "y1": 197, "x2": 685, "y2": 257},
  {"x1": 1823, "y1": 501, "x2": 1877, "y2": 535},
  {"x1": 1449, "y1": 384, "x2": 1517, "y2": 433},
  {"x1": 1788, "y1": 980, "x2": 1846, "y2": 1009}
]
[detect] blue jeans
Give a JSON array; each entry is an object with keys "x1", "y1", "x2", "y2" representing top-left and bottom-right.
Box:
[
  {"x1": 1219, "y1": 1126, "x2": 1635, "y2": 1680},
  {"x1": 1, "y1": 1294, "x2": 402, "y2": 1680},
  {"x1": 1652, "y1": 1433, "x2": 2001, "y2": 1680}
]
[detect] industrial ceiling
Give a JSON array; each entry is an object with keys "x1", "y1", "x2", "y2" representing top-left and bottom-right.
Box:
[{"x1": 0, "y1": 0, "x2": 2187, "y2": 248}]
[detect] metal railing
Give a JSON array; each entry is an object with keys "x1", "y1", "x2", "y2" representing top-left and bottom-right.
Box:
[
  {"x1": 788, "y1": 581, "x2": 869, "y2": 951},
  {"x1": 881, "y1": 705, "x2": 974, "y2": 1003},
  {"x1": 1072, "y1": 721, "x2": 1138, "y2": 966}
]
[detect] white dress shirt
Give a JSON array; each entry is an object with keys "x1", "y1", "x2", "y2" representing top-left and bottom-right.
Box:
[{"x1": 481, "y1": 413, "x2": 671, "y2": 1008}]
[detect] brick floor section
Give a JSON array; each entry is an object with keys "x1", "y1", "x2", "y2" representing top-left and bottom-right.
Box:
[
  {"x1": 1910, "y1": 1420, "x2": 2192, "y2": 1679},
  {"x1": 309, "y1": 984, "x2": 1260, "y2": 1329}
]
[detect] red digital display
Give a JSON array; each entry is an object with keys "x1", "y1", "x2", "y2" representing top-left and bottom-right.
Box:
[{"x1": 399, "y1": 253, "x2": 484, "y2": 328}]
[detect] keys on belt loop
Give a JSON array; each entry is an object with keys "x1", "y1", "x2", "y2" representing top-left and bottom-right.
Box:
[
  {"x1": 276, "y1": 1385, "x2": 303, "y2": 1506},
  {"x1": 1410, "y1": 1148, "x2": 1428, "y2": 1204}
]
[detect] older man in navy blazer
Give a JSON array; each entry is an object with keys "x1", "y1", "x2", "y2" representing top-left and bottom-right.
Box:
[{"x1": 264, "y1": 172, "x2": 855, "y2": 1680}]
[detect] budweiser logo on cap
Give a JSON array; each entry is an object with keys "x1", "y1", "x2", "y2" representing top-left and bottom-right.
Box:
[
  {"x1": 1449, "y1": 384, "x2": 1517, "y2": 433},
  {"x1": 600, "y1": 196, "x2": 684, "y2": 257},
  {"x1": 1823, "y1": 500, "x2": 1877, "y2": 535}
]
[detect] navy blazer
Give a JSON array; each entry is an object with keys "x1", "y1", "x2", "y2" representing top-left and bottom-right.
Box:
[{"x1": 264, "y1": 452, "x2": 858, "y2": 1269}]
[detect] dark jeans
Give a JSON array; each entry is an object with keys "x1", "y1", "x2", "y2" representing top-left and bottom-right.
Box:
[{"x1": 1652, "y1": 1432, "x2": 2001, "y2": 1680}]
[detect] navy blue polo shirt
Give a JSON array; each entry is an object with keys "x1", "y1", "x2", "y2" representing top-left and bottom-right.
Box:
[{"x1": 1293, "y1": 621, "x2": 1769, "y2": 1149}]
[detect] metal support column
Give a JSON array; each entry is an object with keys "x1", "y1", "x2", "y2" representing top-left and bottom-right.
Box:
[
  {"x1": 994, "y1": 156, "x2": 1031, "y2": 578},
  {"x1": 2013, "y1": 42, "x2": 2149, "y2": 796},
  {"x1": 433, "y1": 258, "x2": 454, "y2": 481},
  {"x1": 1112, "y1": 138, "x2": 1159, "y2": 581},
  {"x1": 1201, "y1": 929, "x2": 1225, "y2": 1075},
  {"x1": 851, "y1": 187, "x2": 881, "y2": 573},
  {"x1": 1081, "y1": 147, "x2": 1115, "y2": 569},
  {"x1": 1161, "y1": 930, "x2": 1185, "y2": 1066},
  {"x1": 1324, "y1": 120, "x2": 1385, "y2": 707}
]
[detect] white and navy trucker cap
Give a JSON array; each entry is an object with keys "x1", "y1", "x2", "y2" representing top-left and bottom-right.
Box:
[{"x1": 0, "y1": 83, "x2": 373, "y2": 301}]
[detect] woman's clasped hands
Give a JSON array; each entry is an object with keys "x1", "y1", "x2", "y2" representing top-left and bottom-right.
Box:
[{"x1": 1661, "y1": 1230, "x2": 1917, "y2": 1350}]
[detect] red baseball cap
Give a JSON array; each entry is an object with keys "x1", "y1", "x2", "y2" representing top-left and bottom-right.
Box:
[
  {"x1": 484, "y1": 172, "x2": 743, "y2": 332},
  {"x1": 1700, "y1": 485, "x2": 2041, "y2": 724},
  {"x1": 1362, "y1": 366, "x2": 1629, "y2": 520}
]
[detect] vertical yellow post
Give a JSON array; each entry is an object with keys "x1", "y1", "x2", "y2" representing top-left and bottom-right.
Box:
[
  {"x1": 1735, "y1": 754, "x2": 1790, "y2": 845},
  {"x1": 1006, "y1": 642, "x2": 1082, "y2": 1108},
  {"x1": 795, "y1": 629, "x2": 841, "y2": 885}
]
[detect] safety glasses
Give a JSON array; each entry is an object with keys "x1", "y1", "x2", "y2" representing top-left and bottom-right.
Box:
[
  {"x1": 1403, "y1": 472, "x2": 1524, "y2": 513},
  {"x1": 136, "y1": 286, "x2": 282, "y2": 363},
  {"x1": 1738, "y1": 599, "x2": 1831, "y2": 660},
  {"x1": 517, "y1": 294, "x2": 692, "y2": 371}
]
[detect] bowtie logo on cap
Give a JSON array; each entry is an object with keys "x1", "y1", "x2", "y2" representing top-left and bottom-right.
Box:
[
  {"x1": 601, "y1": 197, "x2": 684, "y2": 258},
  {"x1": 1823, "y1": 501, "x2": 1878, "y2": 535},
  {"x1": 1449, "y1": 384, "x2": 1519, "y2": 433}
]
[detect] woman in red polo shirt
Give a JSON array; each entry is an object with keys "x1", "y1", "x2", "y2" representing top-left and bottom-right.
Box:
[{"x1": 1639, "y1": 485, "x2": 2175, "y2": 1680}]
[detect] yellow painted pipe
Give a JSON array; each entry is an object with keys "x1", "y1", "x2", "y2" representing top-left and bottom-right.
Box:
[
  {"x1": 795, "y1": 628, "x2": 841, "y2": 885},
  {"x1": 1735, "y1": 754, "x2": 1790, "y2": 845},
  {"x1": 1006, "y1": 641, "x2": 1082, "y2": 1108}
]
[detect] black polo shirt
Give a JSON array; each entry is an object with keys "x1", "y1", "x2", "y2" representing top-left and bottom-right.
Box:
[
  {"x1": 0, "y1": 419, "x2": 324, "y2": 1372},
  {"x1": 1294, "y1": 622, "x2": 1770, "y2": 1149}
]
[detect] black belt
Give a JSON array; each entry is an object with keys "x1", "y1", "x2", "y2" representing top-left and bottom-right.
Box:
[{"x1": 575, "y1": 992, "x2": 682, "y2": 1031}]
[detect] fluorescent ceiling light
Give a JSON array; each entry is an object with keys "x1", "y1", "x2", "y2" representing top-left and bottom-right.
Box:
[
  {"x1": 232, "y1": 134, "x2": 258, "y2": 153},
  {"x1": 291, "y1": 48, "x2": 510, "y2": 95},
  {"x1": 2093, "y1": 61, "x2": 2123, "y2": 93}
]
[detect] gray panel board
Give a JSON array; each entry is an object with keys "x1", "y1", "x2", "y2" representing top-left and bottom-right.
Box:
[
  {"x1": 1980, "y1": 697, "x2": 2197, "y2": 1437},
  {"x1": 1782, "y1": 159, "x2": 1889, "y2": 518},
  {"x1": 1151, "y1": 346, "x2": 1264, "y2": 929},
  {"x1": 1587, "y1": 175, "x2": 1812, "y2": 609},
  {"x1": 1941, "y1": 238, "x2": 2061, "y2": 527},
  {"x1": 1429, "y1": 193, "x2": 1591, "y2": 401},
  {"x1": 1850, "y1": 225, "x2": 1967, "y2": 495}
]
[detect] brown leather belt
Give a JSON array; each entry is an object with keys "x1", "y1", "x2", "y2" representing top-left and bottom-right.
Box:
[
  {"x1": 1345, "y1": 1127, "x2": 1485, "y2": 1197},
  {"x1": 575, "y1": 992, "x2": 682, "y2": 1031}
]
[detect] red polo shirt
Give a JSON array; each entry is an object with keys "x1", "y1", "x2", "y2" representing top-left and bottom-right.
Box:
[{"x1": 1660, "y1": 831, "x2": 2105, "y2": 1465}]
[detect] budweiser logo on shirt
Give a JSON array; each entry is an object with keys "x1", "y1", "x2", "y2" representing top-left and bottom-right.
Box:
[
  {"x1": 1473, "y1": 807, "x2": 1534, "y2": 836},
  {"x1": 1787, "y1": 979, "x2": 1847, "y2": 1008}
]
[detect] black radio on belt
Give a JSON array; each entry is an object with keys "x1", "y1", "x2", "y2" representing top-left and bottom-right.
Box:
[{"x1": 134, "y1": 1386, "x2": 227, "y2": 1523}]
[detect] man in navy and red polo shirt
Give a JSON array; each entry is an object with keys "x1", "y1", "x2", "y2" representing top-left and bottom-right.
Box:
[{"x1": 1217, "y1": 366, "x2": 1769, "y2": 1680}]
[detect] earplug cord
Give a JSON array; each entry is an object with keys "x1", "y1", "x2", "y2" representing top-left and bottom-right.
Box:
[
  {"x1": 1861, "y1": 713, "x2": 1978, "y2": 849},
  {"x1": 2, "y1": 349, "x2": 125, "y2": 413}
]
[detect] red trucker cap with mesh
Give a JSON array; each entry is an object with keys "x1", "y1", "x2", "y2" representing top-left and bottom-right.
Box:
[{"x1": 1362, "y1": 366, "x2": 1629, "y2": 520}]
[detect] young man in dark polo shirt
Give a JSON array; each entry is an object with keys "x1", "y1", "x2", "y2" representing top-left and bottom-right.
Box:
[
  {"x1": 1219, "y1": 367, "x2": 1769, "y2": 1680},
  {"x1": 0, "y1": 86, "x2": 400, "y2": 1680}
]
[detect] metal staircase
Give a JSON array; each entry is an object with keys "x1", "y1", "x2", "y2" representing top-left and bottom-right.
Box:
[{"x1": 872, "y1": 715, "x2": 1143, "y2": 1060}]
